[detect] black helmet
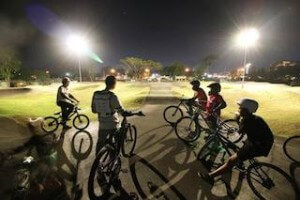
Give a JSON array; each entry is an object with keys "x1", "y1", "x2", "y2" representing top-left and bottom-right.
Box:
[
  {"x1": 207, "y1": 82, "x2": 221, "y2": 92},
  {"x1": 190, "y1": 80, "x2": 200, "y2": 87}
]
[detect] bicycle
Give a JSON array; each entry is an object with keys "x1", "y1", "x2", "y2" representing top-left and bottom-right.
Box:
[
  {"x1": 88, "y1": 111, "x2": 145, "y2": 199},
  {"x1": 197, "y1": 125, "x2": 298, "y2": 200},
  {"x1": 283, "y1": 135, "x2": 300, "y2": 164},
  {"x1": 163, "y1": 98, "x2": 195, "y2": 124},
  {"x1": 175, "y1": 107, "x2": 242, "y2": 143},
  {"x1": 42, "y1": 105, "x2": 89, "y2": 133}
]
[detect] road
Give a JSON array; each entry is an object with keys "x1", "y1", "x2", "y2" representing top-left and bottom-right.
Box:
[{"x1": 59, "y1": 82, "x2": 299, "y2": 200}]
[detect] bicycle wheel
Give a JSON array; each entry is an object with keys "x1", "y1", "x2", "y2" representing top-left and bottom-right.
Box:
[
  {"x1": 73, "y1": 114, "x2": 89, "y2": 130},
  {"x1": 247, "y1": 162, "x2": 298, "y2": 200},
  {"x1": 163, "y1": 106, "x2": 183, "y2": 124},
  {"x1": 197, "y1": 137, "x2": 236, "y2": 171},
  {"x1": 220, "y1": 119, "x2": 244, "y2": 144},
  {"x1": 42, "y1": 116, "x2": 59, "y2": 133},
  {"x1": 122, "y1": 125, "x2": 137, "y2": 157},
  {"x1": 88, "y1": 146, "x2": 118, "y2": 200},
  {"x1": 175, "y1": 116, "x2": 200, "y2": 142},
  {"x1": 283, "y1": 135, "x2": 300, "y2": 164}
]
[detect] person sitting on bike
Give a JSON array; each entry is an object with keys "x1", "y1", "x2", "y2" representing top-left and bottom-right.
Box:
[
  {"x1": 206, "y1": 82, "x2": 227, "y2": 129},
  {"x1": 187, "y1": 80, "x2": 207, "y2": 115},
  {"x1": 201, "y1": 98, "x2": 274, "y2": 185},
  {"x1": 92, "y1": 75, "x2": 125, "y2": 155},
  {"x1": 56, "y1": 77, "x2": 79, "y2": 129}
]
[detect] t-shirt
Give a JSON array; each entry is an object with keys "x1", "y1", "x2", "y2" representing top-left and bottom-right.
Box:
[
  {"x1": 56, "y1": 85, "x2": 72, "y2": 104},
  {"x1": 194, "y1": 88, "x2": 207, "y2": 109},
  {"x1": 206, "y1": 94, "x2": 225, "y2": 116},
  {"x1": 239, "y1": 115, "x2": 274, "y2": 154},
  {"x1": 91, "y1": 90, "x2": 124, "y2": 130}
]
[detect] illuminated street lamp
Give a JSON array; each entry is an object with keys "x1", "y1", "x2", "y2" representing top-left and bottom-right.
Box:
[
  {"x1": 110, "y1": 68, "x2": 116, "y2": 74},
  {"x1": 145, "y1": 68, "x2": 150, "y2": 73},
  {"x1": 66, "y1": 34, "x2": 88, "y2": 82},
  {"x1": 235, "y1": 28, "x2": 259, "y2": 88},
  {"x1": 185, "y1": 67, "x2": 190, "y2": 73}
]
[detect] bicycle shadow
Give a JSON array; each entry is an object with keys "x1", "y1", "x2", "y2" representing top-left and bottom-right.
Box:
[{"x1": 289, "y1": 162, "x2": 300, "y2": 194}]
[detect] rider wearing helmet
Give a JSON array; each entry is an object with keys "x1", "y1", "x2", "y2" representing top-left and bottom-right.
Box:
[
  {"x1": 56, "y1": 77, "x2": 79, "y2": 129},
  {"x1": 206, "y1": 82, "x2": 227, "y2": 128},
  {"x1": 201, "y1": 98, "x2": 274, "y2": 185},
  {"x1": 187, "y1": 80, "x2": 207, "y2": 114}
]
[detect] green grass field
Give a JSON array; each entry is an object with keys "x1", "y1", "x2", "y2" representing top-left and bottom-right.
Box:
[
  {"x1": 172, "y1": 81, "x2": 300, "y2": 137},
  {"x1": 0, "y1": 82, "x2": 150, "y2": 121}
]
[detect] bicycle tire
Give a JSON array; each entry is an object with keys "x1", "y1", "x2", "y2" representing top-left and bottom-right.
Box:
[
  {"x1": 283, "y1": 135, "x2": 300, "y2": 164},
  {"x1": 122, "y1": 125, "x2": 137, "y2": 157},
  {"x1": 175, "y1": 116, "x2": 200, "y2": 142},
  {"x1": 163, "y1": 105, "x2": 183, "y2": 124},
  {"x1": 73, "y1": 114, "x2": 90, "y2": 130},
  {"x1": 88, "y1": 146, "x2": 117, "y2": 200},
  {"x1": 42, "y1": 116, "x2": 59, "y2": 133},
  {"x1": 197, "y1": 137, "x2": 236, "y2": 171},
  {"x1": 220, "y1": 119, "x2": 244, "y2": 144},
  {"x1": 247, "y1": 161, "x2": 298, "y2": 200}
]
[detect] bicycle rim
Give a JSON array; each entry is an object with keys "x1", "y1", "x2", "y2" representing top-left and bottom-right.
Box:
[
  {"x1": 42, "y1": 117, "x2": 59, "y2": 133},
  {"x1": 247, "y1": 162, "x2": 298, "y2": 200},
  {"x1": 73, "y1": 114, "x2": 89, "y2": 130},
  {"x1": 163, "y1": 106, "x2": 183, "y2": 124},
  {"x1": 175, "y1": 116, "x2": 200, "y2": 142},
  {"x1": 122, "y1": 125, "x2": 137, "y2": 157},
  {"x1": 283, "y1": 135, "x2": 300, "y2": 164},
  {"x1": 220, "y1": 119, "x2": 243, "y2": 144},
  {"x1": 88, "y1": 146, "x2": 115, "y2": 199}
]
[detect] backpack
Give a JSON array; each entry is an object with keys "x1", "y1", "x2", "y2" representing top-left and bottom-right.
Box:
[{"x1": 93, "y1": 91, "x2": 114, "y2": 118}]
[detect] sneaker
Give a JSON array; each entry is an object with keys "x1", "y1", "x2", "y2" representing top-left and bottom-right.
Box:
[
  {"x1": 63, "y1": 125, "x2": 72, "y2": 130},
  {"x1": 199, "y1": 172, "x2": 214, "y2": 186}
]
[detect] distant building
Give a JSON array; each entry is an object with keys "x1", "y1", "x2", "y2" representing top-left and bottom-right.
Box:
[{"x1": 270, "y1": 60, "x2": 300, "y2": 72}]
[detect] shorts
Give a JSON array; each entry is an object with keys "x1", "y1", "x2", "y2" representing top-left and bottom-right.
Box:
[{"x1": 237, "y1": 140, "x2": 268, "y2": 161}]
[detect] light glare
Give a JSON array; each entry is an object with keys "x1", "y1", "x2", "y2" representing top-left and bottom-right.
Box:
[
  {"x1": 236, "y1": 28, "x2": 259, "y2": 48},
  {"x1": 66, "y1": 35, "x2": 88, "y2": 55}
]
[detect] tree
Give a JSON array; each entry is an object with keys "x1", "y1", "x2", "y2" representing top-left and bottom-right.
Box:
[
  {"x1": 87, "y1": 65, "x2": 98, "y2": 81},
  {"x1": 120, "y1": 57, "x2": 162, "y2": 79},
  {"x1": 0, "y1": 49, "x2": 21, "y2": 84},
  {"x1": 201, "y1": 54, "x2": 219, "y2": 74}
]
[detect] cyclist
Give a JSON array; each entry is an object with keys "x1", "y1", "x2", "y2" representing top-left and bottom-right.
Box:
[
  {"x1": 91, "y1": 75, "x2": 125, "y2": 155},
  {"x1": 201, "y1": 98, "x2": 274, "y2": 185},
  {"x1": 56, "y1": 77, "x2": 79, "y2": 129},
  {"x1": 187, "y1": 80, "x2": 207, "y2": 115},
  {"x1": 206, "y1": 82, "x2": 227, "y2": 129}
]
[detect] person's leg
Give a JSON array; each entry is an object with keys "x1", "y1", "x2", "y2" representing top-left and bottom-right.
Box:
[
  {"x1": 96, "y1": 129, "x2": 109, "y2": 155},
  {"x1": 65, "y1": 102, "x2": 74, "y2": 120},
  {"x1": 209, "y1": 153, "x2": 238, "y2": 177},
  {"x1": 60, "y1": 102, "x2": 68, "y2": 125}
]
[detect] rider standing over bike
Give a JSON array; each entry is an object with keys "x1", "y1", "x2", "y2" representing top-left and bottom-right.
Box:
[
  {"x1": 56, "y1": 77, "x2": 79, "y2": 129},
  {"x1": 91, "y1": 75, "x2": 125, "y2": 155},
  {"x1": 187, "y1": 80, "x2": 207, "y2": 114},
  {"x1": 206, "y1": 82, "x2": 227, "y2": 129},
  {"x1": 201, "y1": 98, "x2": 274, "y2": 185}
]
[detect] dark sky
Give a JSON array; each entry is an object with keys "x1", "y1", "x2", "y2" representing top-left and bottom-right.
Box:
[{"x1": 1, "y1": 0, "x2": 300, "y2": 72}]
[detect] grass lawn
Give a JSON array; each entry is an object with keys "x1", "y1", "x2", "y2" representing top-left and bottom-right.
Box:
[
  {"x1": 0, "y1": 82, "x2": 150, "y2": 121},
  {"x1": 172, "y1": 81, "x2": 300, "y2": 137}
]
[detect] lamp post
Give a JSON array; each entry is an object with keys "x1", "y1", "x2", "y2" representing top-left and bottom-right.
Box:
[
  {"x1": 236, "y1": 28, "x2": 259, "y2": 88},
  {"x1": 66, "y1": 34, "x2": 88, "y2": 82}
]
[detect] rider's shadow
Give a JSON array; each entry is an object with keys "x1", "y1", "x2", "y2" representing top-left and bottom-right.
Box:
[{"x1": 289, "y1": 162, "x2": 300, "y2": 193}]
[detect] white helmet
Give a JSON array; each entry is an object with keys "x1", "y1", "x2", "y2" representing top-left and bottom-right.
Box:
[{"x1": 237, "y1": 98, "x2": 259, "y2": 113}]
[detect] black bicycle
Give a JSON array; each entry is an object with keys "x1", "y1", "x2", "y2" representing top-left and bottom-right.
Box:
[
  {"x1": 88, "y1": 111, "x2": 145, "y2": 199},
  {"x1": 163, "y1": 98, "x2": 193, "y2": 124},
  {"x1": 197, "y1": 126, "x2": 298, "y2": 200},
  {"x1": 175, "y1": 108, "x2": 242, "y2": 143},
  {"x1": 283, "y1": 135, "x2": 300, "y2": 164},
  {"x1": 42, "y1": 105, "x2": 89, "y2": 133}
]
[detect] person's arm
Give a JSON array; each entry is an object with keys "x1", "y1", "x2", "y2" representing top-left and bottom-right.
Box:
[
  {"x1": 59, "y1": 87, "x2": 74, "y2": 102},
  {"x1": 212, "y1": 96, "x2": 227, "y2": 112},
  {"x1": 91, "y1": 92, "x2": 97, "y2": 113},
  {"x1": 69, "y1": 93, "x2": 79, "y2": 102},
  {"x1": 110, "y1": 94, "x2": 125, "y2": 114}
]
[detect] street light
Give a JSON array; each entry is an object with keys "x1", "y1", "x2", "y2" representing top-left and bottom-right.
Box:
[
  {"x1": 110, "y1": 68, "x2": 116, "y2": 74},
  {"x1": 66, "y1": 34, "x2": 88, "y2": 82},
  {"x1": 235, "y1": 28, "x2": 259, "y2": 88},
  {"x1": 185, "y1": 68, "x2": 190, "y2": 73}
]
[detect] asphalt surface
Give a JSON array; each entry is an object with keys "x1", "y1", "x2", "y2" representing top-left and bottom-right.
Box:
[{"x1": 57, "y1": 82, "x2": 299, "y2": 200}]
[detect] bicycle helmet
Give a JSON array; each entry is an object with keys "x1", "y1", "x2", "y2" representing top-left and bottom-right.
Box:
[
  {"x1": 237, "y1": 98, "x2": 259, "y2": 113},
  {"x1": 62, "y1": 77, "x2": 70, "y2": 84},
  {"x1": 207, "y1": 82, "x2": 221, "y2": 92},
  {"x1": 190, "y1": 80, "x2": 200, "y2": 87}
]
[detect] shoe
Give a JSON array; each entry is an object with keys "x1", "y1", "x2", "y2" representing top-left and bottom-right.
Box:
[
  {"x1": 63, "y1": 125, "x2": 72, "y2": 130},
  {"x1": 199, "y1": 172, "x2": 214, "y2": 186}
]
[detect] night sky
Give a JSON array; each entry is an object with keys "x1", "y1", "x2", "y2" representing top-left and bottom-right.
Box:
[{"x1": 0, "y1": 0, "x2": 300, "y2": 72}]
